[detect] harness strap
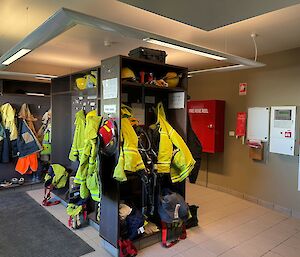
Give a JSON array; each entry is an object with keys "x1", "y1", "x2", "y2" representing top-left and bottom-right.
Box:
[
  {"x1": 42, "y1": 186, "x2": 61, "y2": 206},
  {"x1": 161, "y1": 222, "x2": 186, "y2": 248},
  {"x1": 118, "y1": 239, "x2": 138, "y2": 257}
]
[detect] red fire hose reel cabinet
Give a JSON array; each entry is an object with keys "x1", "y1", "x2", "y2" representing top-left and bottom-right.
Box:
[{"x1": 188, "y1": 100, "x2": 225, "y2": 153}]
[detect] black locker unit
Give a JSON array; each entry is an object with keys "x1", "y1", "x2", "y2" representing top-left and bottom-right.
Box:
[
  {"x1": 50, "y1": 55, "x2": 189, "y2": 256},
  {"x1": 51, "y1": 67, "x2": 100, "y2": 217},
  {"x1": 51, "y1": 67, "x2": 100, "y2": 171},
  {"x1": 99, "y1": 55, "x2": 188, "y2": 256},
  {"x1": 0, "y1": 79, "x2": 50, "y2": 184}
]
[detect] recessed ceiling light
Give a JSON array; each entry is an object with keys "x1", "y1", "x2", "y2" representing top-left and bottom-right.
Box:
[
  {"x1": 2, "y1": 49, "x2": 31, "y2": 65},
  {"x1": 143, "y1": 38, "x2": 226, "y2": 61},
  {"x1": 189, "y1": 64, "x2": 245, "y2": 74}
]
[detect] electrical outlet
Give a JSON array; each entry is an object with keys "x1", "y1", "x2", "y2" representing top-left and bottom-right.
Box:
[{"x1": 229, "y1": 131, "x2": 235, "y2": 137}]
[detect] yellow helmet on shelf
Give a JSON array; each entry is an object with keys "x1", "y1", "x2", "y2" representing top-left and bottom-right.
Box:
[
  {"x1": 75, "y1": 74, "x2": 97, "y2": 90},
  {"x1": 121, "y1": 67, "x2": 136, "y2": 80},
  {"x1": 164, "y1": 72, "x2": 180, "y2": 88},
  {"x1": 75, "y1": 77, "x2": 86, "y2": 90}
]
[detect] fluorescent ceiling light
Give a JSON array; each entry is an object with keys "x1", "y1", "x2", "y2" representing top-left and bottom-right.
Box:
[
  {"x1": 2, "y1": 49, "x2": 31, "y2": 65},
  {"x1": 25, "y1": 92, "x2": 45, "y2": 97},
  {"x1": 34, "y1": 77, "x2": 52, "y2": 81},
  {"x1": 35, "y1": 74, "x2": 57, "y2": 81},
  {"x1": 143, "y1": 38, "x2": 226, "y2": 61},
  {"x1": 189, "y1": 64, "x2": 245, "y2": 74},
  {"x1": 0, "y1": 71, "x2": 57, "y2": 82}
]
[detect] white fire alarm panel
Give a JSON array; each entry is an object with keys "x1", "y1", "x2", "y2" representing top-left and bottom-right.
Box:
[{"x1": 270, "y1": 106, "x2": 296, "y2": 156}]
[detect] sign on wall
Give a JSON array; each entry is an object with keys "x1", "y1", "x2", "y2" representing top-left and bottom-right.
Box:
[
  {"x1": 239, "y1": 83, "x2": 247, "y2": 96},
  {"x1": 247, "y1": 107, "x2": 270, "y2": 142},
  {"x1": 236, "y1": 112, "x2": 247, "y2": 137}
]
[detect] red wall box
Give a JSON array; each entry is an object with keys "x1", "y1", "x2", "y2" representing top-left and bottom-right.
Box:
[{"x1": 188, "y1": 100, "x2": 225, "y2": 153}]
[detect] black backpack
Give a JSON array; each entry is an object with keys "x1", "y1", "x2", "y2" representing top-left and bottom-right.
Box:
[{"x1": 185, "y1": 205, "x2": 199, "y2": 229}]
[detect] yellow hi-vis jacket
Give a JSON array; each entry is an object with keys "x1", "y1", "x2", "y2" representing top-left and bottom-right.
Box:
[
  {"x1": 69, "y1": 110, "x2": 86, "y2": 162},
  {"x1": 152, "y1": 103, "x2": 195, "y2": 183},
  {"x1": 0, "y1": 103, "x2": 18, "y2": 141},
  {"x1": 113, "y1": 105, "x2": 145, "y2": 182},
  {"x1": 74, "y1": 110, "x2": 102, "y2": 202}
]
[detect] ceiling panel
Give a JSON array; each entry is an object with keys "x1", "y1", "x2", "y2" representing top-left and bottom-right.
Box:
[
  {"x1": 118, "y1": 0, "x2": 300, "y2": 30},
  {"x1": 17, "y1": 25, "x2": 214, "y2": 72},
  {"x1": 1, "y1": 0, "x2": 300, "y2": 77}
]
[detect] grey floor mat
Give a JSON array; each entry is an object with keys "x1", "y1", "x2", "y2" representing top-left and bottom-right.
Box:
[{"x1": 0, "y1": 192, "x2": 94, "y2": 257}]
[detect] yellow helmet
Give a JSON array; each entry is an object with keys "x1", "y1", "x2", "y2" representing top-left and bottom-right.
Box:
[
  {"x1": 75, "y1": 74, "x2": 97, "y2": 90},
  {"x1": 121, "y1": 67, "x2": 136, "y2": 80},
  {"x1": 164, "y1": 72, "x2": 180, "y2": 88},
  {"x1": 76, "y1": 77, "x2": 86, "y2": 90}
]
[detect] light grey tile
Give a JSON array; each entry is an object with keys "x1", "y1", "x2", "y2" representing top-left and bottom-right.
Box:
[
  {"x1": 166, "y1": 239, "x2": 197, "y2": 254},
  {"x1": 199, "y1": 236, "x2": 236, "y2": 255},
  {"x1": 219, "y1": 248, "x2": 249, "y2": 257},
  {"x1": 272, "y1": 244, "x2": 300, "y2": 257},
  {"x1": 138, "y1": 242, "x2": 177, "y2": 257},
  {"x1": 179, "y1": 245, "x2": 217, "y2": 257},
  {"x1": 282, "y1": 235, "x2": 300, "y2": 249},
  {"x1": 261, "y1": 251, "x2": 282, "y2": 257}
]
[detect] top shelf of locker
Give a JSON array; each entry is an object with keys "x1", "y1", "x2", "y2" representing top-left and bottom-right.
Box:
[
  {"x1": 120, "y1": 55, "x2": 188, "y2": 71},
  {"x1": 122, "y1": 80, "x2": 185, "y2": 92}
]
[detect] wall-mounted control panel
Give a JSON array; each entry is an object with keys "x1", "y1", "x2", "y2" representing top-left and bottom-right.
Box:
[{"x1": 270, "y1": 106, "x2": 296, "y2": 156}]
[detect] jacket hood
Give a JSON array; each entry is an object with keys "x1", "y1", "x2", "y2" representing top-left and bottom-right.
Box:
[
  {"x1": 75, "y1": 109, "x2": 86, "y2": 125},
  {"x1": 18, "y1": 103, "x2": 37, "y2": 121},
  {"x1": 121, "y1": 104, "x2": 133, "y2": 118},
  {"x1": 0, "y1": 103, "x2": 16, "y2": 123}
]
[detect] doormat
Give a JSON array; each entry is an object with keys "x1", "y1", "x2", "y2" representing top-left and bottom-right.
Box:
[{"x1": 0, "y1": 192, "x2": 94, "y2": 257}]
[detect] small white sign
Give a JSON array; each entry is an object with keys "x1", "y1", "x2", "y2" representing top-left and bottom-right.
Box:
[
  {"x1": 87, "y1": 95, "x2": 97, "y2": 100},
  {"x1": 145, "y1": 96, "x2": 155, "y2": 104},
  {"x1": 188, "y1": 108, "x2": 209, "y2": 114},
  {"x1": 168, "y1": 92, "x2": 185, "y2": 109},
  {"x1": 104, "y1": 104, "x2": 117, "y2": 114},
  {"x1": 103, "y1": 78, "x2": 118, "y2": 99},
  {"x1": 239, "y1": 83, "x2": 247, "y2": 96}
]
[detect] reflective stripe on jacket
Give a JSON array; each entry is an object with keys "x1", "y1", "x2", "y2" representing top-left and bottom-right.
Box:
[
  {"x1": 153, "y1": 103, "x2": 195, "y2": 183},
  {"x1": 113, "y1": 105, "x2": 145, "y2": 182},
  {"x1": 69, "y1": 110, "x2": 86, "y2": 162}
]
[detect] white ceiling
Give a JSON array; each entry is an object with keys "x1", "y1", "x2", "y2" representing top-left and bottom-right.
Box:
[
  {"x1": 1, "y1": 0, "x2": 300, "y2": 77},
  {"x1": 118, "y1": 0, "x2": 300, "y2": 31}
]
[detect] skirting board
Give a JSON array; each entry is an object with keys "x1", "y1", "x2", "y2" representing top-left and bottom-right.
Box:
[
  {"x1": 207, "y1": 183, "x2": 229, "y2": 193},
  {"x1": 244, "y1": 194, "x2": 258, "y2": 204},
  {"x1": 274, "y1": 204, "x2": 292, "y2": 216},
  {"x1": 202, "y1": 182, "x2": 299, "y2": 218},
  {"x1": 101, "y1": 239, "x2": 119, "y2": 257},
  {"x1": 198, "y1": 181, "x2": 206, "y2": 187},
  {"x1": 258, "y1": 199, "x2": 274, "y2": 210},
  {"x1": 292, "y1": 210, "x2": 300, "y2": 219},
  {"x1": 228, "y1": 189, "x2": 244, "y2": 199}
]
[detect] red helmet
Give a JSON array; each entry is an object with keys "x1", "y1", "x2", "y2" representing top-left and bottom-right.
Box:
[{"x1": 98, "y1": 119, "x2": 118, "y2": 156}]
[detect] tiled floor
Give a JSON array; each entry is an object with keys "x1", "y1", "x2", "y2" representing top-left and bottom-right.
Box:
[{"x1": 27, "y1": 183, "x2": 300, "y2": 257}]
